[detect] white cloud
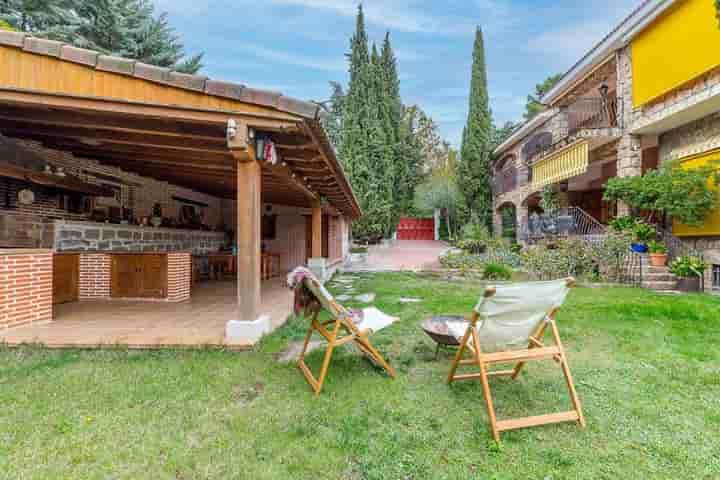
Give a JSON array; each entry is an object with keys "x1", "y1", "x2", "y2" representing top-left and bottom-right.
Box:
[{"x1": 239, "y1": 44, "x2": 346, "y2": 72}]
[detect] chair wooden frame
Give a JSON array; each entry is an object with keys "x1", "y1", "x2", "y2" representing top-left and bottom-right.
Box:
[
  {"x1": 447, "y1": 278, "x2": 586, "y2": 441},
  {"x1": 298, "y1": 302, "x2": 397, "y2": 396}
]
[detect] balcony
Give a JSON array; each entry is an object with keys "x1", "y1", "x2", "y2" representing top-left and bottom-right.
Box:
[{"x1": 567, "y1": 97, "x2": 622, "y2": 135}]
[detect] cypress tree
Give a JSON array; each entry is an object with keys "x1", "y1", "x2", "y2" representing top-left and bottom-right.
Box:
[{"x1": 458, "y1": 27, "x2": 494, "y2": 230}]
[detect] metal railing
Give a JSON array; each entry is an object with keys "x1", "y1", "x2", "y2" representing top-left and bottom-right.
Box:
[
  {"x1": 567, "y1": 97, "x2": 622, "y2": 135},
  {"x1": 655, "y1": 226, "x2": 705, "y2": 291},
  {"x1": 519, "y1": 207, "x2": 607, "y2": 242}
]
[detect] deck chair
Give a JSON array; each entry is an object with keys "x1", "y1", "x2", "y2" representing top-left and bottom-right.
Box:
[
  {"x1": 447, "y1": 278, "x2": 585, "y2": 441},
  {"x1": 287, "y1": 268, "x2": 398, "y2": 395}
]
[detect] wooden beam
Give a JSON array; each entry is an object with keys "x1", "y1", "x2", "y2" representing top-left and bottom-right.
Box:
[
  {"x1": 236, "y1": 160, "x2": 262, "y2": 321},
  {"x1": 0, "y1": 89, "x2": 302, "y2": 129},
  {"x1": 311, "y1": 202, "x2": 322, "y2": 259}
]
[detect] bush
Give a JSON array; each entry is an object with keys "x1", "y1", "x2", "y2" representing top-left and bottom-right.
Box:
[
  {"x1": 669, "y1": 255, "x2": 706, "y2": 278},
  {"x1": 483, "y1": 263, "x2": 512, "y2": 281},
  {"x1": 457, "y1": 221, "x2": 492, "y2": 254},
  {"x1": 647, "y1": 240, "x2": 667, "y2": 254},
  {"x1": 439, "y1": 251, "x2": 485, "y2": 273},
  {"x1": 521, "y1": 239, "x2": 595, "y2": 280},
  {"x1": 589, "y1": 232, "x2": 633, "y2": 282}
]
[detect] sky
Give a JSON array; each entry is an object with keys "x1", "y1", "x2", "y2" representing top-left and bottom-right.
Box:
[{"x1": 154, "y1": 0, "x2": 639, "y2": 147}]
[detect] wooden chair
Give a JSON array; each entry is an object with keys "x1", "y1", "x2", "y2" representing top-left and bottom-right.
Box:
[
  {"x1": 289, "y1": 269, "x2": 397, "y2": 395},
  {"x1": 447, "y1": 278, "x2": 585, "y2": 441}
]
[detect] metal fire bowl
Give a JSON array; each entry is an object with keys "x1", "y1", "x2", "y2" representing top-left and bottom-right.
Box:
[{"x1": 421, "y1": 315, "x2": 467, "y2": 346}]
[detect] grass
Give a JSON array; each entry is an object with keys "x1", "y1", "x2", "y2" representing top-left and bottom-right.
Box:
[{"x1": 2, "y1": 272, "x2": 720, "y2": 479}]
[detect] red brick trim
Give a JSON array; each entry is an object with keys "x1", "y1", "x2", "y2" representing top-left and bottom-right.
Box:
[
  {"x1": 0, "y1": 251, "x2": 53, "y2": 329},
  {"x1": 79, "y1": 253, "x2": 111, "y2": 300},
  {"x1": 167, "y1": 252, "x2": 191, "y2": 303}
]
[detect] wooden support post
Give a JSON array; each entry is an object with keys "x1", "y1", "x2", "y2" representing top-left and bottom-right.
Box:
[
  {"x1": 311, "y1": 202, "x2": 322, "y2": 259},
  {"x1": 236, "y1": 157, "x2": 261, "y2": 321}
]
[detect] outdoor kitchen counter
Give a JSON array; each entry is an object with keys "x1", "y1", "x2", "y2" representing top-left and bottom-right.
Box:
[{"x1": 67, "y1": 251, "x2": 193, "y2": 303}]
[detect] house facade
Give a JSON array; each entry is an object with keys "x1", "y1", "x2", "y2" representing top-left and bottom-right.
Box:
[
  {"x1": 493, "y1": 0, "x2": 720, "y2": 294},
  {"x1": 0, "y1": 30, "x2": 359, "y2": 346}
]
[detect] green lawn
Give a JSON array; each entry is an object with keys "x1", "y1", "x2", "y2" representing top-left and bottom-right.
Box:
[{"x1": 2, "y1": 273, "x2": 719, "y2": 479}]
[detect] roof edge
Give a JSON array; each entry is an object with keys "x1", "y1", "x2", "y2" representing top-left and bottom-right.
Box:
[
  {"x1": 493, "y1": 108, "x2": 558, "y2": 156},
  {"x1": 540, "y1": 0, "x2": 676, "y2": 106},
  {"x1": 0, "y1": 31, "x2": 321, "y2": 120}
]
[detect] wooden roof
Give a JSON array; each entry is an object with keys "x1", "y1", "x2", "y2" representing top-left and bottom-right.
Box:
[{"x1": 0, "y1": 32, "x2": 361, "y2": 218}]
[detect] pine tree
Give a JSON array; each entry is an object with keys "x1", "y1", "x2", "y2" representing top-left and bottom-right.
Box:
[
  {"x1": 458, "y1": 27, "x2": 494, "y2": 230},
  {"x1": 320, "y1": 81, "x2": 345, "y2": 151},
  {"x1": 1, "y1": 0, "x2": 204, "y2": 74}
]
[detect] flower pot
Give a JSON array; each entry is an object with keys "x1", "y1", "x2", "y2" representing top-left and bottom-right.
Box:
[
  {"x1": 649, "y1": 253, "x2": 668, "y2": 267},
  {"x1": 631, "y1": 243, "x2": 648, "y2": 253},
  {"x1": 677, "y1": 277, "x2": 701, "y2": 293}
]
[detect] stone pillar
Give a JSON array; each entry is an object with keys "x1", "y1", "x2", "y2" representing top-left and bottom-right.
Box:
[
  {"x1": 517, "y1": 204, "x2": 529, "y2": 244},
  {"x1": 615, "y1": 47, "x2": 643, "y2": 217},
  {"x1": 616, "y1": 133, "x2": 642, "y2": 216},
  {"x1": 433, "y1": 208, "x2": 441, "y2": 241}
]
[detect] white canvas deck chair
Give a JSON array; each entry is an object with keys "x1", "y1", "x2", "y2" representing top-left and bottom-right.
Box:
[
  {"x1": 287, "y1": 268, "x2": 398, "y2": 395},
  {"x1": 447, "y1": 278, "x2": 585, "y2": 440}
]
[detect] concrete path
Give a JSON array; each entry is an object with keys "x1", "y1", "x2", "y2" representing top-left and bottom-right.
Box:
[{"x1": 344, "y1": 240, "x2": 448, "y2": 272}]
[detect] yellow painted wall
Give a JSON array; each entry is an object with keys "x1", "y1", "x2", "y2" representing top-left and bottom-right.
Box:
[
  {"x1": 0, "y1": 45, "x2": 294, "y2": 119},
  {"x1": 632, "y1": 0, "x2": 720, "y2": 107},
  {"x1": 673, "y1": 149, "x2": 720, "y2": 236}
]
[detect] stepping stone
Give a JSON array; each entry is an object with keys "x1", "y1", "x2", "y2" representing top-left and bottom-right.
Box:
[
  {"x1": 335, "y1": 278, "x2": 354, "y2": 284},
  {"x1": 276, "y1": 340, "x2": 323, "y2": 363},
  {"x1": 354, "y1": 293, "x2": 376, "y2": 303},
  {"x1": 336, "y1": 294, "x2": 352, "y2": 301},
  {"x1": 399, "y1": 297, "x2": 422, "y2": 303}
]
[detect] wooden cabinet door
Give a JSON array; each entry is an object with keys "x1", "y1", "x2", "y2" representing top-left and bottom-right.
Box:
[
  {"x1": 112, "y1": 255, "x2": 140, "y2": 298},
  {"x1": 53, "y1": 254, "x2": 79, "y2": 304},
  {"x1": 139, "y1": 255, "x2": 167, "y2": 298}
]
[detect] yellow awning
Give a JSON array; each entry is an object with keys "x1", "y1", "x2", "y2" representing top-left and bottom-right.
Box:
[{"x1": 532, "y1": 140, "x2": 589, "y2": 190}]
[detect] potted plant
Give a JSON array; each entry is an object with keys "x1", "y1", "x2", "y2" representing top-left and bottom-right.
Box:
[
  {"x1": 630, "y1": 221, "x2": 655, "y2": 253},
  {"x1": 647, "y1": 240, "x2": 668, "y2": 266},
  {"x1": 669, "y1": 255, "x2": 706, "y2": 292},
  {"x1": 151, "y1": 203, "x2": 163, "y2": 228}
]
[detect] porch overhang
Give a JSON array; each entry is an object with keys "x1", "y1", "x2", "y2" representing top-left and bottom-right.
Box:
[{"x1": 532, "y1": 140, "x2": 590, "y2": 190}]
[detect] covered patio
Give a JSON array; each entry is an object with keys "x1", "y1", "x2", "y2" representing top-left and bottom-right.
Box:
[
  {"x1": 0, "y1": 33, "x2": 360, "y2": 347},
  {"x1": 0, "y1": 280, "x2": 289, "y2": 350}
]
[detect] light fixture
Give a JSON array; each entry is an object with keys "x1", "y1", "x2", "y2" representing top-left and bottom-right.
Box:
[{"x1": 598, "y1": 83, "x2": 609, "y2": 98}]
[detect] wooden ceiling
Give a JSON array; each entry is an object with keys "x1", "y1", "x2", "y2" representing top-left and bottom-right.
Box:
[{"x1": 0, "y1": 101, "x2": 359, "y2": 215}]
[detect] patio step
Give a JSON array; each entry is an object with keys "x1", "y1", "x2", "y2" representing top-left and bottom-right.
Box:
[
  {"x1": 641, "y1": 280, "x2": 678, "y2": 291},
  {"x1": 642, "y1": 272, "x2": 677, "y2": 282}
]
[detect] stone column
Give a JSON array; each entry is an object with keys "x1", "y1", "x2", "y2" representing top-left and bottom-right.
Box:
[
  {"x1": 615, "y1": 47, "x2": 643, "y2": 217},
  {"x1": 616, "y1": 133, "x2": 642, "y2": 216}
]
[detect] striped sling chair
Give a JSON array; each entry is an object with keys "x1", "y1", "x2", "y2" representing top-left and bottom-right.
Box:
[{"x1": 287, "y1": 267, "x2": 397, "y2": 395}]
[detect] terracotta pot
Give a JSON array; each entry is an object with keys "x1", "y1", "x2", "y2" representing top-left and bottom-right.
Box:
[
  {"x1": 649, "y1": 253, "x2": 668, "y2": 267},
  {"x1": 677, "y1": 277, "x2": 701, "y2": 293}
]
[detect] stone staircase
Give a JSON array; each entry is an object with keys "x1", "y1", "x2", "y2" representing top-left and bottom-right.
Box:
[{"x1": 636, "y1": 256, "x2": 679, "y2": 294}]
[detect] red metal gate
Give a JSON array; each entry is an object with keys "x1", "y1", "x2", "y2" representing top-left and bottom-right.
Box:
[{"x1": 396, "y1": 217, "x2": 434, "y2": 240}]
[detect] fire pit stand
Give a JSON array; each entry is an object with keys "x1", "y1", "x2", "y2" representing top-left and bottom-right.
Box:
[{"x1": 421, "y1": 315, "x2": 468, "y2": 359}]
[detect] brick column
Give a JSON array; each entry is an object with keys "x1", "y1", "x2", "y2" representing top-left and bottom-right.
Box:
[
  {"x1": 167, "y1": 252, "x2": 191, "y2": 303},
  {"x1": 0, "y1": 250, "x2": 53, "y2": 330},
  {"x1": 78, "y1": 253, "x2": 111, "y2": 300}
]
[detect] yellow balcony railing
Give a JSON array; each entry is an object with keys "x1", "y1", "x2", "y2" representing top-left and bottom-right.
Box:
[{"x1": 531, "y1": 140, "x2": 589, "y2": 190}]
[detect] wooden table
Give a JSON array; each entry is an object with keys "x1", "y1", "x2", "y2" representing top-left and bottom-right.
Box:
[{"x1": 207, "y1": 253, "x2": 236, "y2": 280}]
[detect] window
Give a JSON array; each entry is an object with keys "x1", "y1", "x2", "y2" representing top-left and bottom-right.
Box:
[{"x1": 713, "y1": 265, "x2": 720, "y2": 290}]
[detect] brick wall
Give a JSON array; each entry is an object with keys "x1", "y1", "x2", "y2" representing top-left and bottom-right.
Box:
[
  {"x1": 78, "y1": 253, "x2": 111, "y2": 300},
  {"x1": 0, "y1": 250, "x2": 53, "y2": 330},
  {"x1": 167, "y1": 252, "x2": 191, "y2": 303}
]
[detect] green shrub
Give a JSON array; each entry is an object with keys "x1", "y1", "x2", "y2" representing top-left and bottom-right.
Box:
[
  {"x1": 482, "y1": 263, "x2": 512, "y2": 281},
  {"x1": 609, "y1": 216, "x2": 639, "y2": 233},
  {"x1": 647, "y1": 240, "x2": 667, "y2": 254},
  {"x1": 350, "y1": 246, "x2": 368, "y2": 254},
  {"x1": 457, "y1": 221, "x2": 492, "y2": 254},
  {"x1": 669, "y1": 255, "x2": 706, "y2": 278},
  {"x1": 632, "y1": 222, "x2": 656, "y2": 243}
]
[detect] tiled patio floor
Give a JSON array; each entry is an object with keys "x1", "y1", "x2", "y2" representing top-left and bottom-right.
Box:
[{"x1": 0, "y1": 279, "x2": 293, "y2": 350}]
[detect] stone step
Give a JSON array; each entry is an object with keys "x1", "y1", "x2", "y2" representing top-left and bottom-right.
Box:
[
  {"x1": 642, "y1": 272, "x2": 677, "y2": 282},
  {"x1": 641, "y1": 280, "x2": 678, "y2": 290}
]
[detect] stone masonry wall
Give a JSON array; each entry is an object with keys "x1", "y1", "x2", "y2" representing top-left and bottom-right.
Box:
[
  {"x1": 55, "y1": 220, "x2": 226, "y2": 254},
  {"x1": 0, "y1": 250, "x2": 53, "y2": 330}
]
